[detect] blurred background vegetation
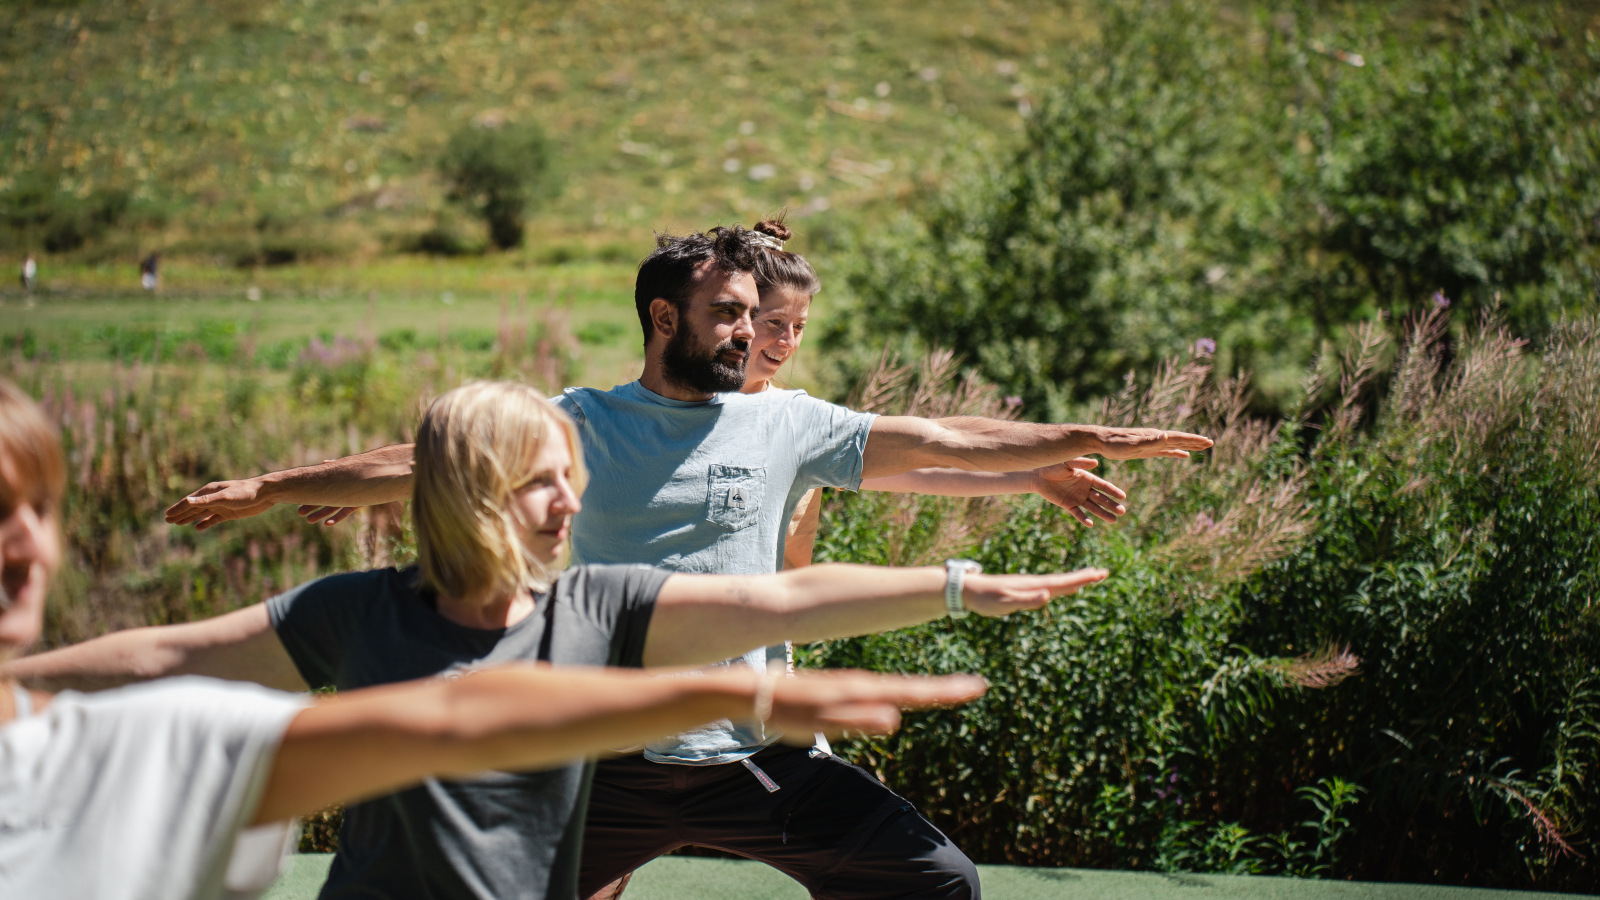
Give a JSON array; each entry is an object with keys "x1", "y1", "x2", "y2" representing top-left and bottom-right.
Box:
[{"x1": 2, "y1": 0, "x2": 1597, "y2": 891}]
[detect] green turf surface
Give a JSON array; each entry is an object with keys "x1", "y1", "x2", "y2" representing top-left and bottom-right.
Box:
[{"x1": 261, "y1": 854, "x2": 1593, "y2": 900}]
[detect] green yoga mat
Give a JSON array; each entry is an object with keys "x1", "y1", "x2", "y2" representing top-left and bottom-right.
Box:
[{"x1": 261, "y1": 854, "x2": 1590, "y2": 900}]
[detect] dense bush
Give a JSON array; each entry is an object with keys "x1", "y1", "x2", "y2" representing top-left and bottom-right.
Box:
[
  {"x1": 439, "y1": 121, "x2": 560, "y2": 251},
  {"x1": 807, "y1": 311, "x2": 1599, "y2": 889},
  {"x1": 0, "y1": 173, "x2": 136, "y2": 253},
  {"x1": 824, "y1": 2, "x2": 1599, "y2": 419}
]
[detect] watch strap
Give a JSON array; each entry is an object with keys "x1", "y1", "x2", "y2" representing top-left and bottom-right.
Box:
[{"x1": 945, "y1": 559, "x2": 981, "y2": 619}]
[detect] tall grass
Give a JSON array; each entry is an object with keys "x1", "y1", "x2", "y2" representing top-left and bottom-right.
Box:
[
  {"x1": 7, "y1": 300, "x2": 1595, "y2": 885},
  {"x1": 4, "y1": 305, "x2": 575, "y2": 647},
  {"x1": 809, "y1": 311, "x2": 1599, "y2": 888}
]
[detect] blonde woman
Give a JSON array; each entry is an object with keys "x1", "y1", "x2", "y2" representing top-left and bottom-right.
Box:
[
  {"x1": 0, "y1": 377, "x2": 995, "y2": 899},
  {"x1": 12, "y1": 380, "x2": 1110, "y2": 900}
]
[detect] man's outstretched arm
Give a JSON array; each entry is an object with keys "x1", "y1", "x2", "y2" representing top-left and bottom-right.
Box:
[
  {"x1": 165, "y1": 443, "x2": 416, "y2": 530},
  {"x1": 860, "y1": 416, "x2": 1212, "y2": 480}
]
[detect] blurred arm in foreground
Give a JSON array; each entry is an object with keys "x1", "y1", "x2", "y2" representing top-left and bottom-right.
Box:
[{"x1": 258, "y1": 663, "x2": 986, "y2": 824}]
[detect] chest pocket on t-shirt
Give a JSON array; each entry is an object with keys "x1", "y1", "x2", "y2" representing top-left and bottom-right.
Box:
[{"x1": 705, "y1": 464, "x2": 766, "y2": 532}]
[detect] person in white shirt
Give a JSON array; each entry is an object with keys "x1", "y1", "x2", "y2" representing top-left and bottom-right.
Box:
[{"x1": 0, "y1": 377, "x2": 1008, "y2": 900}]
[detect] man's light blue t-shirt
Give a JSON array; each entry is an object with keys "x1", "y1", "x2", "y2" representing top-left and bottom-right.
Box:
[{"x1": 553, "y1": 381, "x2": 876, "y2": 764}]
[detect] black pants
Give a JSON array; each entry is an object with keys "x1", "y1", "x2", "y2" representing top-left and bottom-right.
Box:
[{"x1": 579, "y1": 746, "x2": 979, "y2": 900}]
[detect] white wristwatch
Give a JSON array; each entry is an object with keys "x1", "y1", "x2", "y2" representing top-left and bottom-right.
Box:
[{"x1": 944, "y1": 559, "x2": 982, "y2": 619}]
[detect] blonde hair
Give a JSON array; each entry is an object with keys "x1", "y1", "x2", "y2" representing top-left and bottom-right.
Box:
[
  {"x1": 0, "y1": 378, "x2": 66, "y2": 522},
  {"x1": 413, "y1": 381, "x2": 587, "y2": 600}
]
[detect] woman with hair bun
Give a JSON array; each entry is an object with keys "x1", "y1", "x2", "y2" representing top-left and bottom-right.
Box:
[
  {"x1": 581, "y1": 218, "x2": 1135, "y2": 900},
  {"x1": 738, "y1": 215, "x2": 1130, "y2": 569}
]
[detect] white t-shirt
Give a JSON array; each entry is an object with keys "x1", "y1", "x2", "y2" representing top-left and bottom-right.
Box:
[{"x1": 0, "y1": 677, "x2": 307, "y2": 900}]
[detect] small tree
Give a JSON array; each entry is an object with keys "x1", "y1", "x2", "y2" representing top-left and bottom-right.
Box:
[{"x1": 439, "y1": 122, "x2": 559, "y2": 251}]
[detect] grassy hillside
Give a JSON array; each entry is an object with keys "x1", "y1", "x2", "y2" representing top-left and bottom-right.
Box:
[{"x1": 0, "y1": 0, "x2": 1097, "y2": 266}]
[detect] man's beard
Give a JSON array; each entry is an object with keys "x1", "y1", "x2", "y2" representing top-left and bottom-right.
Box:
[{"x1": 662, "y1": 327, "x2": 748, "y2": 394}]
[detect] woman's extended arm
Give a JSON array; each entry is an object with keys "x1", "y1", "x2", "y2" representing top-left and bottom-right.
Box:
[
  {"x1": 861, "y1": 458, "x2": 1128, "y2": 528},
  {"x1": 642, "y1": 563, "x2": 1108, "y2": 668},
  {"x1": 3, "y1": 603, "x2": 306, "y2": 693},
  {"x1": 255, "y1": 664, "x2": 987, "y2": 823},
  {"x1": 782, "y1": 489, "x2": 823, "y2": 570}
]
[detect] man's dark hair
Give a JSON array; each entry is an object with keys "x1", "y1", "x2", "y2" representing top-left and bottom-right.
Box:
[{"x1": 634, "y1": 226, "x2": 763, "y2": 347}]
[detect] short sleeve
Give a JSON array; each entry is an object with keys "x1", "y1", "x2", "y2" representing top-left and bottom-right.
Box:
[
  {"x1": 267, "y1": 570, "x2": 388, "y2": 691},
  {"x1": 789, "y1": 394, "x2": 877, "y2": 491},
  {"x1": 0, "y1": 678, "x2": 307, "y2": 900},
  {"x1": 554, "y1": 564, "x2": 668, "y2": 668},
  {"x1": 553, "y1": 389, "x2": 586, "y2": 425}
]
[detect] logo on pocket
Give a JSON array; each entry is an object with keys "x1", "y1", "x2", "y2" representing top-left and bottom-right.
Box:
[{"x1": 706, "y1": 464, "x2": 766, "y2": 532}]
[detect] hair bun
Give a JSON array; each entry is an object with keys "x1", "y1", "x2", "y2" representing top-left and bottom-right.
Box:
[{"x1": 752, "y1": 219, "x2": 793, "y2": 242}]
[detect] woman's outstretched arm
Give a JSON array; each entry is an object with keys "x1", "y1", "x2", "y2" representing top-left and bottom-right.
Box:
[
  {"x1": 5, "y1": 603, "x2": 304, "y2": 692},
  {"x1": 255, "y1": 664, "x2": 987, "y2": 823},
  {"x1": 644, "y1": 563, "x2": 1108, "y2": 668},
  {"x1": 860, "y1": 458, "x2": 1128, "y2": 528}
]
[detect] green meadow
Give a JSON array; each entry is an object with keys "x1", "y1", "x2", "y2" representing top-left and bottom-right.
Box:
[{"x1": 3, "y1": 0, "x2": 1598, "y2": 890}]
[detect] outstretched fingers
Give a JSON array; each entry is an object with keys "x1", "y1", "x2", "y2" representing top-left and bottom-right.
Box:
[
  {"x1": 964, "y1": 568, "x2": 1110, "y2": 616},
  {"x1": 300, "y1": 505, "x2": 359, "y2": 526},
  {"x1": 767, "y1": 673, "x2": 988, "y2": 737}
]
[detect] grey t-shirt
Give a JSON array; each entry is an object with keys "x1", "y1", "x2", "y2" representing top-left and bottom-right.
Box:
[
  {"x1": 553, "y1": 382, "x2": 876, "y2": 764},
  {"x1": 267, "y1": 564, "x2": 666, "y2": 900}
]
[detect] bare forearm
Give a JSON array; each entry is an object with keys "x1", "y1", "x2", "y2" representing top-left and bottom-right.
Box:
[
  {"x1": 5, "y1": 605, "x2": 305, "y2": 693},
  {"x1": 863, "y1": 417, "x2": 1109, "y2": 478},
  {"x1": 258, "y1": 444, "x2": 415, "y2": 507},
  {"x1": 862, "y1": 468, "x2": 1036, "y2": 496},
  {"x1": 862, "y1": 415, "x2": 1212, "y2": 478},
  {"x1": 647, "y1": 565, "x2": 947, "y2": 665},
  {"x1": 258, "y1": 667, "x2": 759, "y2": 821},
  {"x1": 5, "y1": 629, "x2": 182, "y2": 692}
]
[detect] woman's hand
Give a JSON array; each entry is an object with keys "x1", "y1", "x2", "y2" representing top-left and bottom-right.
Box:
[
  {"x1": 766, "y1": 670, "x2": 989, "y2": 740},
  {"x1": 1029, "y1": 459, "x2": 1128, "y2": 528},
  {"x1": 961, "y1": 568, "x2": 1109, "y2": 617}
]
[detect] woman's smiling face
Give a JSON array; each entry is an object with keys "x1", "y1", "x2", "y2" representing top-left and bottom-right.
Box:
[{"x1": 744, "y1": 286, "x2": 812, "y2": 388}]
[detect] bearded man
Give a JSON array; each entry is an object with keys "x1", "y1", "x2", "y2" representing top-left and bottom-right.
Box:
[{"x1": 164, "y1": 225, "x2": 1212, "y2": 900}]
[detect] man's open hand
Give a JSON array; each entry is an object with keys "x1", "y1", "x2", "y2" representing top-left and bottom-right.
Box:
[
  {"x1": 1096, "y1": 429, "x2": 1213, "y2": 460},
  {"x1": 164, "y1": 479, "x2": 276, "y2": 531},
  {"x1": 1031, "y1": 458, "x2": 1128, "y2": 527}
]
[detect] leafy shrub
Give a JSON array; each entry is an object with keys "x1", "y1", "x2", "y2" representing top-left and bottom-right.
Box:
[
  {"x1": 0, "y1": 175, "x2": 136, "y2": 254},
  {"x1": 825, "y1": 2, "x2": 1599, "y2": 418},
  {"x1": 439, "y1": 121, "x2": 560, "y2": 251},
  {"x1": 807, "y1": 311, "x2": 1599, "y2": 889}
]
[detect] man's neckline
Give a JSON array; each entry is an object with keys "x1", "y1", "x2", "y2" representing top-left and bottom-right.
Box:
[{"x1": 623, "y1": 380, "x2": 727, "y2": 408}]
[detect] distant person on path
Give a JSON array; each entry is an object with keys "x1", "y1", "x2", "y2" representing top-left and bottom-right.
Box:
[
  {"x1": 159, "y1": 225, "x2": 1210, "y2": 900},
  {"x1": 140, "y1": 252, "x2": 160, "y2": 291},
  {"x1": 0, "y1": 377, "x2": 991, "y2": 900},
  {"x1": 20, "y1": 254, "x2": 36, "y2": 292},
  {"x1": 13, "y1": 379, "x2": 1106, "y2": 900}
]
